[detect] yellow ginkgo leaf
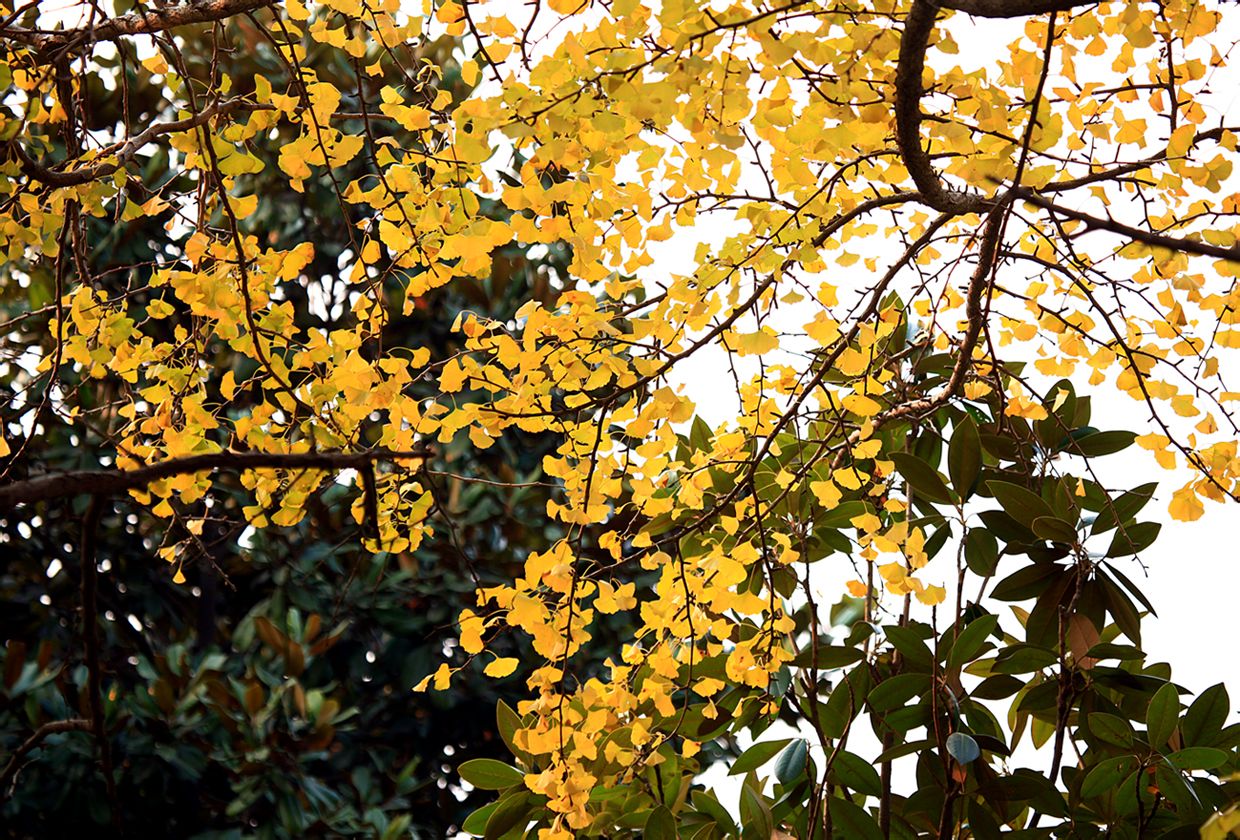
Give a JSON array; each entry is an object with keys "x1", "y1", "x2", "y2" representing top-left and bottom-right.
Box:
[{"x1": 483, "y1": 657, "x2": 518, "y2": 678}]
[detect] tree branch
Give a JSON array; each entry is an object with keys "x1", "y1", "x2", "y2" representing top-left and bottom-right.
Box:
[
  {"x1": 0, "y1": 719, "x2": 92, "y2": 797},
  {"x1": 1, "y1": 0, "x2": 275, "y2": 50},
  {"x1": 12, "y1": 97, "x2": 249, "y2": 188},
  {"x1": 942, "y1": 0, "x2": 1097, "y2": 17},
  {"x1": 80, "y1": 496, "x2": 121, "y2": 831},
  {"x1": 0, "y1": 449, "x2": 432, "y2": 508},
  {"x1": 1012, "y1": 187, "x2": 1240, "y2": 263},
  {"x1": 895, "y1": 0, "x2": 994, "y2": 215}
]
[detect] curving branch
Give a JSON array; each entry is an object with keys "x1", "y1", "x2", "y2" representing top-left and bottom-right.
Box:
[
  {"x1": 874, "y1": 206, "x2": 1005, "y2": 424},
  {"x1": 894, "y1": 0, "x2": 994, "y2": 215},
  {"x1": 0, "y1": 0, "x2": 275, "y2": 51},
  {"x1": 0, "y1": 719, "x2": 92, "y2": 797},
  {"x1": 12, "y1": 98, "x2": 249, "y2": 188},
  {"x1": 0, "y1": 448, "x2": 432, "y2": 508},
  {"x1": 894, "y1": 0, "x2": 1100, "y2": 215}
]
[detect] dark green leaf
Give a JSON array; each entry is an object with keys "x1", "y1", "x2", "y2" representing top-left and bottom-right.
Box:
[
  {"x1": 890, "y1": 452, "x2": 955, "y2": 505},
  {"x1": 1084, "y1": 643, "x2": 1145, "y2": 662},
  {"x1": 948, "y1": 416, "x2": 982, "y2": 498},
  {"x1": 991, "y1": 563, "x2": 1063, "y2": 602},
  {"x1": 484, "y1": 793, "x2": 531, "y2": 840},
  {"x1": 691, "y1": 790, "x2": 737, "y2": 834},
  {"x1": 883, "y1": 625, "x2": 934, "y2": 672},
  {"x1": 644, "y1": 806, "x2": 678, "y2": 840},
  {"x1": 774, "y1": 739, "x2": 809, "y2": 785},
  {"x1": 790, "y1": 645, "x2": 863, "y2": 671},
  {"x1": 1166, "y1": 747, "x2": 1229, "y2": 770},
  {"x1": 971, "y1": 675, "x2": 1023, "y2": 700},
  {"x1": 1106, "y1": 521, "x2": 1161, "y2": 557},
  {"x1": 1088, "y1": 712, "x2": 1134, "y2": 748},
  {"x1": 987, "y1": 480, "x2": 1055, "y2": 528},
  {"x1": 874, "y1": 738, "x2": 936, "y2": 763},
  {"x1": 1090, "y1": 483, "x2": 1156, "y2": 535},
  {"x1": 1067, "y1": 430, "x2": 1136, "y2": 458},
  {"x1": 992, "y1": 645, "x2": 1058, "y2": 675},
  {"x1": 1147, "y1": 683, "x2": 1180, "y2": 747},
  {"x1": 1031, "y1": 515, "x2": 1078, "y2": 544},
  {"x1": 459, "y1": 759, "x2": 523, "y2": 790},
  {"x1": 827, "y1": 796, "x2": 883, "y2": 840},
  {"x1": 1098, "y1": 573, "x2": 1142, "y2": 644},
  {"x1": 729, "y1": 739, "x2": 793, "y2": 776},
  {"x1": 462, "y1": 802, "x2": 498, "y2": 836},
  {"x1": 1080, "y1": 756, "x2": 1138, "y2": 799},
  {"x1": 1183, "y1": 684, "x2": 1230, "y2": 746},
  {"x1": 496, "y1": 700, "x2": 528, "y2": 764},
  {"x1": 964, "y1": 528, "x2": 999, "y2": 576},
  {"x1": 828, "y1": 751, "x2": 882, "y2": 796},
  {"x1": 740, "y1": 784, "x2": 773, "y2": 840},
  {"x1": 868, "y1": 673, "x2": 929, "y2": 711},
  {"x1": 948, "y1": 614, "x2": 998, "y2": 670}
]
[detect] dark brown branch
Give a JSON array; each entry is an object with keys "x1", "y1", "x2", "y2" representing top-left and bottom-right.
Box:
[
  {"x1": 942, "y1": 0, "x2": 1096, "y2": 17},
  {"x1": 11, "y1": 97, "x2": 248, "y2": 187},
  {"x1": 874, "y1": 207, "x2": 1005, "y2": 424},
  {"x1": 1013, "y1": 188, "x2": 1240, "y2": 263},
  {"x1": 1, "y1": 0, "x2": 275, "y2": 50},
  {"x1": 1044, "y1": 125, "x2": 1240, "y2": 194},
  {"x1": 0, "y1": 449, "x2": 431, "y2": 508},
  {"x1": 895, "y1": 1, "x2": 993, "y2": 215},
  {"x1": 80, "y1": 497, "x2": 120, "y2": 831},
  {"x1": 0, "y1": 719, "x2": 92, "y2": 797},
  {"x1": 895, "y1": 0, "x2": 1099, "y2": 215}
]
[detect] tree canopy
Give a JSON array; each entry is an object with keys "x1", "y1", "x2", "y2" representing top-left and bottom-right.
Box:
[{"x1": 2, "y1": 0, "x2": 1239, "y2": 837}]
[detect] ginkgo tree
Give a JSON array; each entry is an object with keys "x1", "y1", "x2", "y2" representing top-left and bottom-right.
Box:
[{"x1": 2, "y1": 0, "x2": 1240, "y2": 836}]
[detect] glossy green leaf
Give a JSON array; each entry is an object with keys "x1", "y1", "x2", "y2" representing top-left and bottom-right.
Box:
[
  {"x1": 459, "y1": 758, "x2": 523, "y2": 790},
  {"x1": 890, "y1": 452, "x2": 955, "y2": 505},
  {"x1": 644, "y1": 805, "x2": 678, "y2": 840},
  {"x1": 948, "y1": 415, "x2": 982, "y2": 497},
  {"x1": 774, "y1": 739, "x2": 809, "y2": 784},
  {"x1": 1146, "y1": 682, "x2": 1180, "y2": 747},
  {"x1": 729, "y1": 739, "x2": 792, "y2": 776}
]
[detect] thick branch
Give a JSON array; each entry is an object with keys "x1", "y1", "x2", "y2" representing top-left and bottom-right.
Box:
[
  {"x1": 0, "y1": 449, "x2": 431, "y2": 508},
  {"x1": 1013, "y1": 188, "x2": 1240, "y2": 263},
  {"x1": 80, "y1": 497, "x2": 120, "y2": 830},
  {"x1": 1, "y1": 0, "x2": 274, "y2": 50},
  {"x1": 895, "y1": 0, "x2": 1098, "y2": 215},
  {"x1": 895, "y1": 0, "x2": 993, "y2": 215},
  {"x1": 942, "y1": 0, "x2": 1096, "y2": 17}
]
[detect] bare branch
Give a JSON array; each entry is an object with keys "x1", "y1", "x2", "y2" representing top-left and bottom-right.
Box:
[
  {"x1": 1, "y1": 0, "x2": 275, "y2": 50},
  {"x1": 12, "y1": 98, "x2": 249, "y2": 188},
  {"x1": 0, "y1": 719, "x2": 92, "y2": 797},
  {"x1": 0, "y1": 449, "x2": 432, "y2": 508},
  {"x1": 1013, "y1": 188, "x2": 1240, "y2": 263}
]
